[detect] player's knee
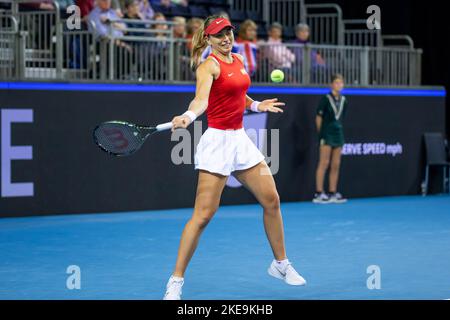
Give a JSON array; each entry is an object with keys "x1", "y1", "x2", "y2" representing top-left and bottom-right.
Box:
[
  {"x1": 195, "y1": 216, "x2": 211, "y2": 229},
  {"x1": 262, "y1": 192, "x2": 280, "y2": 212},
  {"x1": 192, "y1": 215, "x2": 212, "y2": 229},
  {"x1": 331, "y1": 161, "x2": 341, "y2": 171},
  {"x1": 193, "y1": 206, "x2": 217, "y2": 228},
  {"x1": 320, "y1": 159, "x2": 330, "y2": 170}
]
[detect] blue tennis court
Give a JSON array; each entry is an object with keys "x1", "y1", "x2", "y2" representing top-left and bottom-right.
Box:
[{"x1": 1, "y1": 195, "x2": 449, "y2": 300}]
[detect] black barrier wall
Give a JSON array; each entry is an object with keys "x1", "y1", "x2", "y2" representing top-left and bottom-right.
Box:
[{"x1": 0, "y1": 84, "x2": 446, "y2": 217}]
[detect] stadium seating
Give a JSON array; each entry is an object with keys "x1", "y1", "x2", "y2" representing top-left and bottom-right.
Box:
[
  {"x1": 189, "y1": 5, "x2": 209, "y2": 18},
  {"x1": 171, "y1": 4, "x2": 191, "y2": 17},
  {"x1": 228, "y1": 9, "x2": 246, "y2": 23}
]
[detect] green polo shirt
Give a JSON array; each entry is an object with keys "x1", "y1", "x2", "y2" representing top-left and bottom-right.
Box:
[{"x1": 316, "y1": 93, "x2": 348, "y2": 147}]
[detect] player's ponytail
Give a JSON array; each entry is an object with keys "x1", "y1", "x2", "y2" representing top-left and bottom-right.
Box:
[{"x1": 190, "y1": 15, "x2": 226, "y2": 71}]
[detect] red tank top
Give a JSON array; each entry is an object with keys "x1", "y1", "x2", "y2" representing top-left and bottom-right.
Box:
[{"x1": 207, "y1": 53, "x2": 251, "y2": 130}]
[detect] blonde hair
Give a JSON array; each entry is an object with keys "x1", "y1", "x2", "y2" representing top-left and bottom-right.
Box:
[
  {"x1": 190, "y1": 14, "x2": 228, "y2": 71},
  {"x1": 153, "y1": 12, "x2": 166, "y2": 21},
  {"x1": 238, "y1": 19, "x2": 257, "y2": 41},
  {"x1": 172, "y1": 16, "x2": 186, "y2": 25}
]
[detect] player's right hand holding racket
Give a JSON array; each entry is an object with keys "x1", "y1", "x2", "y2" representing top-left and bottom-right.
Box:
[
  {"x1": 93, "y1": 111, "x2": 198, "y2": 156},
  {"x1": 171, "y1": 110, "x2": 197, "y2": 132}
]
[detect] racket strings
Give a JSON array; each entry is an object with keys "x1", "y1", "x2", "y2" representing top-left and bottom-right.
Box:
[{"x1": 94, "y1": 123, "x2": 144, "y2": 155}]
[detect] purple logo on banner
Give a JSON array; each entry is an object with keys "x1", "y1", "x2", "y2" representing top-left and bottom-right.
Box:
[
  {"x1": 226, "y1": 112, "x2": 268, "y2": 188},
  {"x1": 1, "y1": 109, "x2": 34, "y2": 197}
]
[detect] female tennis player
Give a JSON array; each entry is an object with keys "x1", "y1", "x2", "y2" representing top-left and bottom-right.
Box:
[
  {"x1": 313, "y1": 74, "x2": 348, "y2": 204},
  {"x1": 164, "y1": 15, "x2": 306, "y2": 300}
]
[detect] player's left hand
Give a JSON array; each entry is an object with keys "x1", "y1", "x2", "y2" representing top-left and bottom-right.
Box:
[{"x1": 258, "y1": 98, "x2": 285, "y2": 113}]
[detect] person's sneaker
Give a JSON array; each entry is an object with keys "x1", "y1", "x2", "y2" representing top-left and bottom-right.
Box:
[
  {"x1": 328, "y1": 192, "x2": 347, "y2": 204},
  {"x1": 312, "y1": 192, "x2": 330, "y2": 204},
  {"x1": 267, "y1": 260, "x2": 306, "y2": 286},
  {"x1": 163, "y1": 275, "x2": 184, "y2": 300}
]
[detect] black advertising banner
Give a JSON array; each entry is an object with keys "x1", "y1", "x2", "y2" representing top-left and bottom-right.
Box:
[{"x1": 0, "y1": 84, "x2": 446, "y2": 217}]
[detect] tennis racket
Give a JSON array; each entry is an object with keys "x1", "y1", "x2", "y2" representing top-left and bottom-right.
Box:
[{"x1": 93, "y1": 120, "x2": 173, "y2": 156}]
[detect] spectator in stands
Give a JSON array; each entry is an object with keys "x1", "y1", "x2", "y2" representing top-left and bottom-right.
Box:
[
  {"x1": 122, "y1": 0, "x2": 150, "y2": 80},
  {"x1": 70, "y1": 0, "x2": 94, "y2": 69},
  {"x1": 119, "y1": 0, "x2": 155, "y2": 20},
  {"x1": 145, "y1": 12, "x2": 169, "y2": 79},
  {"x1": 295, "y1": 23, "x2": 310, "y2": 44},
  {"x1": 124, "y1": 0, "x2": 139, "y2": 19},
  {"x1": 123, "y1": 0, "x2": 145, "y2": 36},
  {"x1": 172, "y1": 17, "x2": 190, "y2": 79},
  {"x1": 153, "y1": 12, "x2": 168, "y2": 38},
  {"x1": 235, "y1": 19, "x2": 258, "y2": 77},
  {"x1": 172, "y1": 16, "x2": 186, "y2": 38},
  {"x1": 185, "y1": 17, "x2": 204, "y2": 51},
  {"x1": 88, "y1": 0, "x2": 126, "y2": 39},
  {"x1": 264, "y1": 22, "x2": 295, "y2": 75},
  {"x1": 186, "y1": 17, "x2": 203, "y2": 37},
  {"x1": 76, "y1": 0, "x2": 95, "y2": 21},
  {"x1": 87, "y1": 0, "x2": 132, "y2": 79},
  {"x1": 103, "y1": 0, "x2": 123, "y2": 17},
  {"x1": 88, "y1": 0, "x2": 131, "y2": 56},
  {"x1": 291, "y1": 23, "x2": 325, "y2": 67},
  {"x1": 137, "y1": 0, "x2": 154, "y2": 20}
]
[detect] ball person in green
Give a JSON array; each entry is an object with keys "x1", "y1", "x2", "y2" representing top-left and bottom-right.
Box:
[{"x1": 313, "y1": 74, "x2": 348, "y2": 204}]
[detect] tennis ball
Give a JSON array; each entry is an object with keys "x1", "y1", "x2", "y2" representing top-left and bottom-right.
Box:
[{"x1": 270, "y1": 69, "x2": 285, "y2": 83}]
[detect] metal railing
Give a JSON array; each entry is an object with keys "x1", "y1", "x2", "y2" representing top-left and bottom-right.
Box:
[
  {"x1": 0, "y1": 14, "x2": 20, "y2": 79},
  {"x1": 61, "y1": 25, "x2": 99, "y2": 81},
  {"x1": 173, "y1": 38, "x2": 195, "y2": 81},
  {"x1": 253, "y1": 1, "x2": 412, "y2": 51},
  {"x1": 101, "y1": 18, "x2": 177, "y2": 81},
  {"x1": 343, "y1": 19, "x2": 382, "y2": 47},
  {"x1": 368, "y1": 46, "x2": 422, "y2": 86},
  {"x1": 0, "y1": 8, "x2": 422, "y2": 86},
  {"x1": 305, "y1": 3, "x2": 344, "y2": 45},
  {"x1": 231, "y1": 0, "x2": 264, "y2": 12},
  {"x1": 6, "y1": 0, "x2": 63, "y2": 79},
  {"x1": 382, "y1": 35, "x2": 415, "y2": 49},
  {"x1": 263, "y1": 0, "x2": 306, "y2": 30},
  {"x1": 253, "y1": 43, "x2": 421, "y2": 86}
]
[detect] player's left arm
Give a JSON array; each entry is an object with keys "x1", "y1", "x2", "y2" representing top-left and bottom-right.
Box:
[{"x1": 245, "y1": 95, "x2": 285, "y2": 113}]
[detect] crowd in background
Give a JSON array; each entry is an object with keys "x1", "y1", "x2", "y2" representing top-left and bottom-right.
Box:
[{"x1": 9, "y1": 0, "x2": 328, "y2": 80}]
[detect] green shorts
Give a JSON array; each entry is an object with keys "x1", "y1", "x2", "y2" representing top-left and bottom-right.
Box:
[{"x1": 319, "y1": 132, "x2": 345, "y2": 148}]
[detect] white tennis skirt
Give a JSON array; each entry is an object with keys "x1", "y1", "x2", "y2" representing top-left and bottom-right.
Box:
[{"x1": 194, "y1": 127, "x2": 265, "y2": 176}]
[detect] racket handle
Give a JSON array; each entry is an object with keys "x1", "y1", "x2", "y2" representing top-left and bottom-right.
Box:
[{"x1": 156, "y1": 122, "x2": 173, "y2": 131}]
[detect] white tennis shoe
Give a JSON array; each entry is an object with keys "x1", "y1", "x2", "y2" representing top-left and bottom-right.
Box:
[
  {"x1": 163, "y1": 275, "x2": 184, "y2": 300},
  {"x1": 268, "y1": 260, "x2": 307, "y2": 286},
  {"x1": 329, "y1": 192, "x2": 347, "y2": 203},
  {"x1": 312, "y1": 192, "x2": 330, "y2": 204}
]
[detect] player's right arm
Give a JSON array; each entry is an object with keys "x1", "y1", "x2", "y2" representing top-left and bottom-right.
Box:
[
  {"x1": 315, "y1": 96, "x2": 326, "y2": 133},
  {"x1": 315, "y1": 115, "x2": 322, "y2": 133},
  {"x1": 171, "y1": 59, "x2": 219, "y2": 131}
]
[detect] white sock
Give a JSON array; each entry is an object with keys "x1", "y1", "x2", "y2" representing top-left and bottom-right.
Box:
[
  {"x1": 275, "y1": 258, "x2": 290, "y2": 272},
  {"x1": 171, "y1": 275, "x2": 184, "y2": 282}
]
